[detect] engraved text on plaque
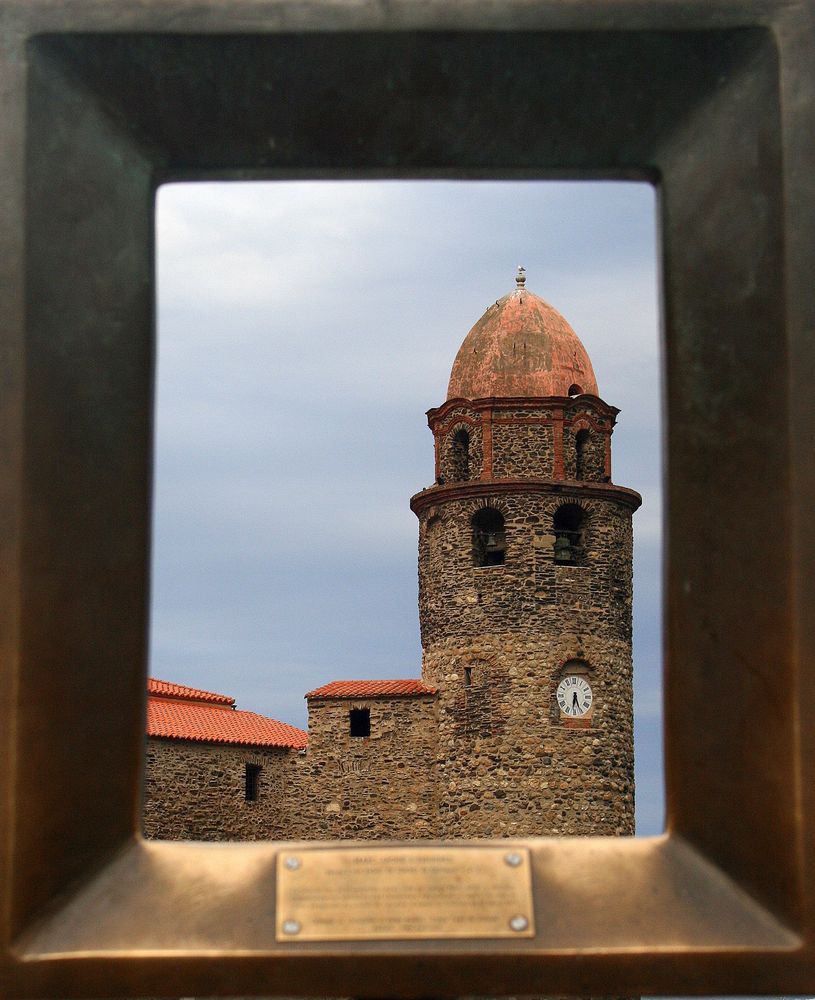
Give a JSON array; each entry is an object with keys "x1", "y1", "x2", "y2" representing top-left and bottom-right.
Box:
[{"x1": 276, "y1": 846, "x2": 535, "y2": 941}]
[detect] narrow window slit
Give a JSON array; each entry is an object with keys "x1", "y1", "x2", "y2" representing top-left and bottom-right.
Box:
[{"x1": 244, "y1": 763, "x2": 261, "y2": 802}]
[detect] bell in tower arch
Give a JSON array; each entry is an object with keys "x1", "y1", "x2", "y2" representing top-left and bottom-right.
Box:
[
  {"x1": 553, "y1": 533, "x2": 574, "y2": 564},
  {"x1": 472, "y1": 507, "x2": 506, "y2": 566}
]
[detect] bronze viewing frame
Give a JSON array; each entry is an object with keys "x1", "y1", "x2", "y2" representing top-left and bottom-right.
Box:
[{"x1": 0, "y1": 1, "x2": 813, "y2": 996}]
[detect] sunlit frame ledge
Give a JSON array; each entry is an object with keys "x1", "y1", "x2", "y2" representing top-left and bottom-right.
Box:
[{"x1": 0, "y1": 2, "x2": 813, "y2": 997}]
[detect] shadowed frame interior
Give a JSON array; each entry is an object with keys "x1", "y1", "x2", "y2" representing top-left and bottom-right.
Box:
[{"x1": 2, "y1": 18, "x2": 810, "y2": 998}]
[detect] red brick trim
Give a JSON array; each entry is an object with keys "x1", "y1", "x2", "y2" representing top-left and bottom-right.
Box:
[
  {"x1": 565, "y1": 413, "x2": 609, "y2": 435},
  {"x1": 490, "y1": 416, "x2": 554, "y2": 425},
  {"x1": 428, "y1": 394, "x2": 619, "y2": 423},
  {"x1": 411, "y1": 478, "x2": 642, "y2": 516},
  {"x1": 561, "y1": 717, "x2": 592, "y2": 730},
  {"x1": 481, "y1": 408, "x2": 493, "y2": 479},
  {"x1": 564, "y1": 395, "x2": 619, "y2": 422},
  {"x1": 434, "y1": 413, "x2": 480, "y2": 437}
]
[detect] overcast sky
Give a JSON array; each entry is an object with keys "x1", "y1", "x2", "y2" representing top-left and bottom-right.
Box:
[{"x1": 152, "y1": 180, "x2": 664, "y2": 835}]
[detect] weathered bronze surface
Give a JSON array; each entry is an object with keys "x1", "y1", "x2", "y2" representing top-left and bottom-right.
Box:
[
  {"x1": 0, "y1": 0, "x2": 813, "y2": 997},
  {"x1": 276, "y1": 846, "x2": 535, "y2": 941}
]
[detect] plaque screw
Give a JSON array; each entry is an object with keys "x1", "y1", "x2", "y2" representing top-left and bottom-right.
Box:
[
  {"x1": 282, "y1": 919, "x2": 301, "y2": 935},
  {"x1": 509, "y1": 915, "x2": 529, "y2": 932},
  {"x1": 284, "y1": 856, "x2": 301, "y2": 870},
  {"x1": 504, "y1": 852, "x2": 523, "y2": 867}
]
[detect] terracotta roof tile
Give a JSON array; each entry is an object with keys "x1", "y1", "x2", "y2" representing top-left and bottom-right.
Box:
[
  {"x1": 148, "y1": 677, "x2": 235, "y2": 706},
  {"x1": 304, "y1": 679, "x2": 437, "y2": 699},
  {"x1": 147, "y1": 679, "x2": 307, "y2": 749},
  {"x1": 147, "y1": 698, "x2": 308, "y2": 749}
]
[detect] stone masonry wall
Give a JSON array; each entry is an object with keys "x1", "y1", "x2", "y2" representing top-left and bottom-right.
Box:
[
  {"x1": 143, "y1": 739, "x2": 297, "y2": 840},
  {"x1": 491, "y1": 421, "x2": 554, "y2": 478},
  {"x1": 418, "y1": 492, "x2": 634, "y2": 646},
  {"x1": 423, "y1": 633, "x2": 634, "y2": 838},
  {"x1": 284, "y1": 695, "x2": 439, "y2": 840},
  {"x1": 417, "y1": 488, "x2": 636, "y2": 839},
  {"x1": 144, "y1": 697, "x2": 439, "y2": 842}
]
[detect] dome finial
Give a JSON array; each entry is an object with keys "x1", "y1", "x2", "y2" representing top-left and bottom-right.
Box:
[{"x1": 516, "y1": 265, "x2": 526, "y2": 289}]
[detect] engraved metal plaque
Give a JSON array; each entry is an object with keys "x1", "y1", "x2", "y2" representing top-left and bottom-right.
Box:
[{"x1": 276, "y1": 846, "x2": 535, "y2": 941}]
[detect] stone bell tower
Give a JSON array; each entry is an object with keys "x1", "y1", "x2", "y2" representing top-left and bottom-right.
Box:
[{"x1": 410, "y1": 268, "x2": 641, "y2": 839}]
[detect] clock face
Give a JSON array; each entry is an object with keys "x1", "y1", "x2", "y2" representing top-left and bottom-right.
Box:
[{"x1": 556, "y1": 675, "x2": 593, "y2": 717}]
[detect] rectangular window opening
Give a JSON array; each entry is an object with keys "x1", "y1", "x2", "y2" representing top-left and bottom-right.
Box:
[
  {"x1": 244, "y1": 763, "x2": 261, "y2": 802},
  {"x1": 146, "y1": 180, "x2": 663, "y2": 842},
  {"x1": 349, "y1": 708, "x2": 371, "y2": 739}
]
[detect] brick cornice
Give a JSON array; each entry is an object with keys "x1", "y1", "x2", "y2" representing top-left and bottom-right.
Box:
[
  {"x1": 427, "y1": 394, "x2": 620, "y2": 427},
  {"x1": 410, "y1": 478, "x2": 642, "y2": 516}
]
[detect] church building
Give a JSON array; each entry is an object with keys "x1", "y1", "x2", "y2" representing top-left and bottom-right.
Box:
[{"x1": 143, "y1": 269, "x2": 641, "y2": 841}]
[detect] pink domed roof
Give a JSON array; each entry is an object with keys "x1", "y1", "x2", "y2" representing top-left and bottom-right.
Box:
[{"x1": 447, "y1": 270, "x2": 598, "y2": 400}]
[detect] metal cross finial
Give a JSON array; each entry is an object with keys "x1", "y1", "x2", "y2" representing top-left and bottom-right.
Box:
[{"x1": 516, "y1": 265, "x2": 526, "y2": 288}]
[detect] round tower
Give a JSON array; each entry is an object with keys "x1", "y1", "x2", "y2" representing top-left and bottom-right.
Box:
[{"x1": 410, "y1": 268, "x2": 641, "y2": 838}]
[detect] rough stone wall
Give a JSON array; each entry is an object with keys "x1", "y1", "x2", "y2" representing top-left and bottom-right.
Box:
[
  {"x1": 418, "y1": 493, "x2": 634, "y2": 646},
  {"x1": 143, "y1": 739, "x2": 297, "y2": 840},
  {"x1": 417, "y1": 490, "x2": 635, "y2": 838},
  {"x1": 423, "y1": 634, "x2": 633, "y2": 838},
  {"x1": 144, "y1": 697, "x2": 439, "y2": 842},
  {"x1": 491, "y1": 421, "x2": 554, "y2": 478},
  {"x1": 285, "y1": 695, "x2": 439, "y2": 840}
]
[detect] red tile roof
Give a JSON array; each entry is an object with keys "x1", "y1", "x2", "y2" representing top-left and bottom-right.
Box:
[
  {"x1": 305, "y1": 679, "x2": 437, "y2": 699},
  {"x1": 147, "y1": 678, "x2": 307, "y2": 749},
  {"x1": 148, "y1": 677, "x2": 235, "y2": 706}
]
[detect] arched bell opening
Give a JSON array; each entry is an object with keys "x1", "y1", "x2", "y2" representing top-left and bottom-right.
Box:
[
  {"x1": 553, "y1": 504, "x2": 587, "y2": 565},
  {"x1": 472, "y1": 507, "x2": 506, "y2": 567},
  {"x1": 575, "y1": 428, "x2": 590, "y2": 480},
  {"x1": 449, "y1": 427, "x2": 470, "y2": 481}
]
